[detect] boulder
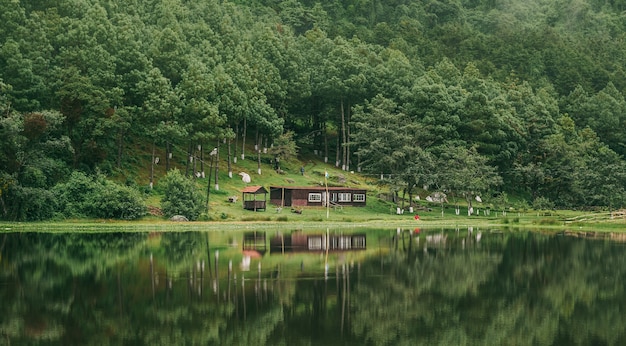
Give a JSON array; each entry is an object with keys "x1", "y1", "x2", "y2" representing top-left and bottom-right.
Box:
[{"x1": 170, "y1": 215, "x2": 189, "y2": 222}]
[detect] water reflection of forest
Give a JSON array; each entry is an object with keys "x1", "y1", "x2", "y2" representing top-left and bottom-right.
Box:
[{"x1": 1, "y1": 229, "x2": 625, "y2": 345}]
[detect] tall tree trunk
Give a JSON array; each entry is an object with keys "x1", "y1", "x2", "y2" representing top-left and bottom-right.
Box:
[
  {"x1": 185, "y1": 141, "x2": 192, "y2": 177},
  {"x1": 214, "y1": 140, "x2": 219, "y2": 190},
  {"x1": 346, "y1": 102, "x2": 351, "y2": 172},
  {"x1": 150, "y1": 141, "x2": 155, "y2": 189},
  {"x1": 200, "y1": 141, "x2": 205, "y2": 178},
  {"x1": 116, "y1": 129, "x2": 124, "y2": 168},
  {"x1": 192, "y1": 143, "x2": 198, "y2": 179},
  {"x1": 166, "y1": 141, "x2": 171, "y2": 172},
  {"x1": 241, "y1": 118, "x2": 246, "y2": 160},
  {"x1": 233, "y1": 123, "x2": 238, "y2": 163},
  {"x1": 341, "y1": 99, "x2": 346, "y2": 171},
  {"x1": 228, "y1": 137, "x2": 232, "y2": 178},
  {"x1": 335, "y1": 133, "x2": 340, "y2": 167},
  {"x1": 257, "y1": 130, "x2": 262, "y2": 175},
  {"x1": 324, "y1": 122, "x2": 328, "y2": 163}
]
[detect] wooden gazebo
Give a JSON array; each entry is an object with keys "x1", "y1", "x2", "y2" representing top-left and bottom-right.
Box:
[{"x1": 241, "y1": 186, "x2": 268, "y2": 211}]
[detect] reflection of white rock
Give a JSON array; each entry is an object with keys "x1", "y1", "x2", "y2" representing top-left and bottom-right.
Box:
[{"x1": 241, "y1": 255, "x2": 251, "y2": 271}]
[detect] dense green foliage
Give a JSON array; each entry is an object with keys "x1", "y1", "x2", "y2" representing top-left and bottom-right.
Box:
[
  {"x1": 1, "y1": 0, "x2": 626, "y2": 220},
  {"x1": 160, "y1": 168, "x2": 205, "y2": 220}
]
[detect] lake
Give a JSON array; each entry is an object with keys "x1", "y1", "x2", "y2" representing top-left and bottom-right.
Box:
[{"x1": 1, "y1": 226, "x2": 625, "y2": 345}]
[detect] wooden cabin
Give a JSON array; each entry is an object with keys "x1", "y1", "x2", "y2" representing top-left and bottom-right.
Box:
[
  {"x1": 241, "y1": 185, "x2": 268, "y2": 211},
  {"x1": 269, "y1": 186, "x2": 367, "y2": 208}
]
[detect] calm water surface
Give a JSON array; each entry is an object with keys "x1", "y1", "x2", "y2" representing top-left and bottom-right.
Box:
[{"x1": 1, "y1": 227, "x2": 625, "y2": 345}]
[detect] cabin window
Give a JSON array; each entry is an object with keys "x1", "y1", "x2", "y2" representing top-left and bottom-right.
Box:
[
  {"x1": 338, "y1": 193, "x2": 351, "y2": 202},
  {"x1": 308, "y1": 193, "x2": 322, "y2": 202},
  {"x1": 353, "y1": 193, "x2": 365, "y2": 202}
]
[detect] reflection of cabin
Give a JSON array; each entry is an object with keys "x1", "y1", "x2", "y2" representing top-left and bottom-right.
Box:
[
  {"x1": 270, "y1": 232, "x2": 366, "y2": 253},
  {"x1": 242, "y1": 231, "x2": 266, "y2": 255},
  {"x1": 241, "y1": 185, "x2": 267, "y2": 211},
  {"x1": 269, "y1": 186, "x2": 367, "y2": 208}
]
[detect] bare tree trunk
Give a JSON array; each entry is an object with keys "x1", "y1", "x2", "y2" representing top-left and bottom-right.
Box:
[
  {"x1": 214, "y1": 140, "x2": 219, "y2": 190},
  {"x1": 200, "y1": 141, "x2": 205, "y2": 178},
  {"x1": 192, "y1": 144, "x2": 198, "y2": 179},
  {"x1": 234, "y1": 123, "x2": 238, "y2": 163},
  {"x1": 241, "y1": 118, "x2": 246, "y2": 160},
  {"x1": 335, "y1": 133, "x2": 340, "y2": 167},
  {"x1": 257, "y1": 131, "x2": 262, "y2": 175},
  {"x1": 116, "y1": 129, "x2": 124, "y2": 168},
  {"x1": 150, "y1": 141, "x2": 155, "y2": 189},
  {"x1": 324, "y1": 122, "x2": 328, "y2": 163},
  {"x1": 228, "y1": 137, "x2": 233, "y2": 178},
  {"x1": 185, "y1": 141, "x2": 192, "y2": 177},
  {"x1": 346, "y1": 103, "x2": 350, "y2": 172},
  {"x1": 166, "y1": 141, "x2": 171, "y2": 172},
  {"x1": 341, "y1": 99, "x2": 346, "y2": 171}
]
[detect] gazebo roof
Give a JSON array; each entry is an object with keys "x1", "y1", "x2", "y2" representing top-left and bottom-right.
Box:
[{"x1": 241, "y1": 185, "x2": 268, "y2": 194}]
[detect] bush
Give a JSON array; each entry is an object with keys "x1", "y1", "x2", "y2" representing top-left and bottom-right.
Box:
[
  {"x1": 160, "y1": 169, "x2": 205, "y2": 221},
  {"x1": 4, "y1": 186, "x2": 58, "y2": 221},
  {"x1": 53, "y1": 171, "x2": 97, "y2": 218},
  {"x1": 87, "y1": 180, "x2": 147, "y2": 219},
  {"x1": 53, "y1": 171, "x2": 146, "y2": 220},
  {"x1": 533, "y1": 196, "x2": 555, "y2": 210}
]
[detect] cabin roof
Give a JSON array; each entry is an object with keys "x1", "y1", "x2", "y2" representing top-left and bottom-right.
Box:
[
  {"x1": 241, "y1": 185, "x2": 268, "y2": 194},
  {"x1": 270, "y1": 186, "x2": 366, "y2": 191}
]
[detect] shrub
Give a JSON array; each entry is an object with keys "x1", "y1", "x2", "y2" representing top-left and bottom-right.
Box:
[
  {"x1": 5, "y1": 186, "x2": 58, "y2": 221},
  {"x1": 53, "y1": 171, "x2": 146, "y2": 220},
  {"x1": 53, "y1": 171, "x2": 97, "y2": 218},
  {"x1": 87, "y1": 180, "x2": 147, "y2": 219},
  {"x1": 160, "y1": 169, "x2": 205, "y2": 220}
]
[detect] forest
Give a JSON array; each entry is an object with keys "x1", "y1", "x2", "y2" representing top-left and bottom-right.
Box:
[{"x1": 1, "y1": 0, "x2": 626, "y2": 221}]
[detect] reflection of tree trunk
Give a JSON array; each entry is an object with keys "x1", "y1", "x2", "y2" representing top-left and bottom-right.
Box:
[
  {"x1": 117, "y1": 269, "x2": 124, "y2": 318},
  {"x1": 401, "y1": 229, "x2": 406, "y2": 251},
  {"x1": 341, "y1": 263, "x2": 347, "y2": 335},
  {"x1": 206, "y1": 233, "x2": 213, "y2": 280},
  {"x1": 242, "y1": 274, "x2": 246, "y2": 321},
  {"x1": 228, "y1": 260, "x2": 232, "y2": 302},
  {"x1": 150, "y1": 253, "x2": 155, "y2": 300}
]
